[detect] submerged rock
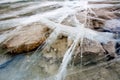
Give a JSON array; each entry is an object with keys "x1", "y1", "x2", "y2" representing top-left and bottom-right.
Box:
[
  {"x1": 73, "y1": 39, "x2": 117, "y2": 65},
  {"x1": 76, "y1": 38, "x2": 105, "y2": 55},
  {"x1": 2, "y1": 23, "x2": 51, "y2": 53},
  {"x1": 102, "y1": 41, "x2": 116, "y2": 57},
  {"x1": 73, "y1": 38, "x2": 105, "y2": 65},
  {"x1": 85, "y1": 7, "x2": 119, "y2": 30}
]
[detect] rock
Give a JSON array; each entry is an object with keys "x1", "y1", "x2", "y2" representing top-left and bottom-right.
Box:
[
  {"x1": 81, "y1": 38, "x2": 105, "y2": 54},
  {"x1": 43, "y1": 36, "x2": 68, "y2": 59},
  {"x1": 87, "y1": 8, "x2": 117, "y2": 30},
  {"x1": 73, "y1": 40, "x2": 118, "y2": 65},
  {"x1": 102, "y1": 41, "x2": 117, "y2": 57},
  {"x1": 2, "y1": 23, "x2": 50, "y2": 53},
  {"x1": 73, "y1": 38, "x2": 105, "y2": 65},
  {"x1": 93, "y1": 8, "x2": 117, "y2": 20},
  {"x1": 83, "y1": 7, "x2": 118, "y2": 30}
]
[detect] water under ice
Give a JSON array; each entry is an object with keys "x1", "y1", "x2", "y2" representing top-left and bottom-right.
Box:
[{"x1": 0, "y1": 0, "x2": 120, "y2": 80}]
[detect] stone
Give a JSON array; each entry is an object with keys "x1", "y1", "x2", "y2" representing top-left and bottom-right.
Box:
[
  {"x1": 87, "y1": 8, "x2": 118, "y2": 30},
  {"x1": 2, "y1": 23, "x2": 50, "y2": 53},
  {"x1": 43, "y1": 36, "x2": 68, "y2": 59},
  {"x1": 73, "y1": 38, "x2": 105, "y2": 65},
  {"x1": 81, "y1": 38, "x2": 105, "y2": 54},
  {"x1": 73, "y1": 40, "x2": 118, "y2": 65},
  {"x1": 102, "y1": 41, "x2": 117, "y2": 57}
]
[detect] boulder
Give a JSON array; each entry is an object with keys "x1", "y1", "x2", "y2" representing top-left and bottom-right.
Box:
[
  {"x1": 76, "y1": 6, "x2": 119, "y2": 30},
  {"x1": 73, "y1": 39, "x2": 117, "y2": 65},
  {"x1": 77, "y1": 38, "x2": 105, "y2": 54},
  {"x1": 102, "y1": 41, "x2": 117, "y2": 57},
  {"x1": 73, "y1": 38, "x2": 105, "y2": 65},
  {"x1": 3, "y1": 23, "x2": 50, "y2": 53},
  {"x1": 87, "y1": 8, "x2": 118, "y2": 30}
]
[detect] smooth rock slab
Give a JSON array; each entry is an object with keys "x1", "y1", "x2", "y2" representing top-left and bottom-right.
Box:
[{"x1": 3, "y1": 23, "x2": 50, "y2": 53}]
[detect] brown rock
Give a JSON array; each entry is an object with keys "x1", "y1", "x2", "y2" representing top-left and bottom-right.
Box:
[
  {"x1": 74, "y1": 38, "x2": 105, "y2": 55},
  {"x1": 87, "y1": 8, "x2": 118, "y2": 30},
  {"x1": 102, "y1": 41, "x2": 116, "y2": 57},
  {"x1": 73, "y1": 38, "x2": 105, "y2": 65},
  {"x1": 93, "y1": 8, "x2": 117, "y2": 20},
  {"x1": 43, "y1": 36, "x2": 68, "y2": 59},
  {"x1": 3, "y1": 23, "x2": 50, "y2": 53},
  {"x1": 76, "y1": 6, "x2": 119, "y2": 30},
  {"x1": 73, "y1": 40, "x2": 117, "y2": 65},
  {"x1": 82, "y1": 38, "x2": 105, "y2": 54}
]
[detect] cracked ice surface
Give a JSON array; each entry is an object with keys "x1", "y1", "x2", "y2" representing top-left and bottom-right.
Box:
[
  {"x1": 0, "y1": 0, "x2": 120, "y2": 80},
  {"x1": 0, "y1": 0, "x2": 117, "y2": 43}
]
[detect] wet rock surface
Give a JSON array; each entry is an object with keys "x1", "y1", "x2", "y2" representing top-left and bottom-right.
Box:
[
  {"x1": 66, "y1": 61, "x2": 120, "y2": 80},
  {"x1": 2, "y1": 23, "x2": 51, "y2": 53},
  {"x1": 73, "y1": 38, "x2": 105, "y2": 65},
  {"x1": 102, "y1": 41, "x2": 116, "y2": 56}
]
